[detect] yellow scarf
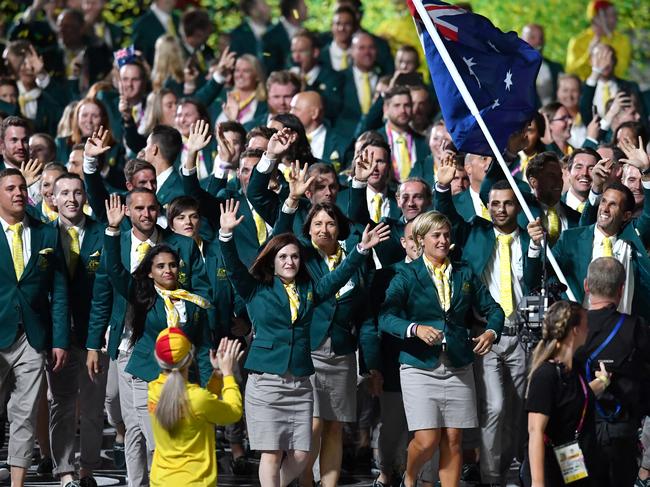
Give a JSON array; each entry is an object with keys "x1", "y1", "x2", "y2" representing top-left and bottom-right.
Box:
[{"x1": 157, "y1": 287, "x2": 212, "y2": 328}]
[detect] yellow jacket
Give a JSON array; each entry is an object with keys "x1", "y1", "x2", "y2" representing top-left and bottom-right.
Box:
[
  {"x1": 566, "y1": 27, "x2": 631, "y2": 80},
  {"x1": 375, "y1": 14, "x2": 431, "y2": 83},
  {"x1": 148, "y1": 373, "x2": 243, "y2": 486}
]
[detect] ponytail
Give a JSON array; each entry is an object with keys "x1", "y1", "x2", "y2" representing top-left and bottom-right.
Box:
[
  {"x1": 526, "y1": 301, "x2": 585, "y2": 395},
  {"x1": 153, "y1": 353, "x2": 194, "y2": 431}
]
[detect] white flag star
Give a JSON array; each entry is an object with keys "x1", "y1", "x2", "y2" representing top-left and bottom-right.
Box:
[
  {"x1": 504, "y1": 70, "x2": 513, "y2": 91},
  {"x1": 462, "y1": 57, "x2": 482, "y2": 88},
  {"x1": 491, "y1": 99, "x2": 500, "y2": 109},
  {"x1": 487, "y1": 40, "x2": 501, "y2": 53}
]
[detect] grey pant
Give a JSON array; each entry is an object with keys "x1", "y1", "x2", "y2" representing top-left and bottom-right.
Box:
[
  {"x1": 474, "y1": 335, "x2": 527, "y2": 483},
  {"x1": 0, "y1": 333, "x2": 45, "y2": 468},
  {"x1": 117, "y1": 350, "x2": 154, "y2": 487},
  {"x1": 641, "y1": 417, "x2": 650, "y2": 470},
  {"x1": 105, "y1": 357, "x2": 124, "y2": 430},
  {"x1": 376, "y1": 391, "x2": 408, "y2": 472},
  {"x1": 46, "y1": 345, "x2": 109, "y2": 474}
]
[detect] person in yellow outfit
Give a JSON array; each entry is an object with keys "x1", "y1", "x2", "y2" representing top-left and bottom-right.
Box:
[
  {"x1": 566, "y1": 0, "x2": 631, "y2": 81},
  {"x1": 148, "y1": 328, "x2": 244, "y2": 487}
]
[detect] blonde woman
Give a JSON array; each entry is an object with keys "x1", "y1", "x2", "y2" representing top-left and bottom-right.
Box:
[
  {"x1": 380, "y1": 210, "x2": 504, "y2": 487},
  {"x1": 522, "y1": 301, "x2": 609, "y2": 487},
  {"x1": 151, "y1": 34, "x2": 185, "y2": 94},
  {"x1": 148, "y1": 328, "x2": 243, "y2": 487}
]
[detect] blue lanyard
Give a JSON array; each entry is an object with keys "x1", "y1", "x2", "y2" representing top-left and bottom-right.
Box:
[{"x1": 585, "y1": 313, "x2": 626, "y2": 421}]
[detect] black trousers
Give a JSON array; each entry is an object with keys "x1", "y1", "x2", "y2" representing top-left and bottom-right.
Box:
[{"x1": 596, "y1": 420, "x2": 640, "y2": 487}]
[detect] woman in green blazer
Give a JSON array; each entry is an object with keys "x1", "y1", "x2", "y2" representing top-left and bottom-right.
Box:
[
  {"x1": 380, "y1": 210, "x2": 504, "y2": 487},
  {"x1": 274, "y1": 163, "x2": 382, "y2": 487},
  {"x1": 218, "y1": 197, "x2": 388, "y2": 487}
]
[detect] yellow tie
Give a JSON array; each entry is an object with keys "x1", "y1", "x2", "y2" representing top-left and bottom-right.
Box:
[
  {"x1": 136, "y1": 242, "x2": 151, "y2": 265},
  {"x1": 577, "y1": 201, "x2": 586, "y2": 214},
  {"x1": 371, "y1": 193, "x2": 383, "y2": 223},
  {"x1": 602, "y1": 236, "x2": 613, "y2": 257},
  {"x1": 67, "y1": 226, "x2": 80, "y2": 277},
  {"x1": 9, "y1": 223, "x2": 25, "y2": 280},
  {"x1": 480, "y1": 202, "x2": 492, "y2": 221},
  {"x1": 283, "y1": 282, "x2": 300, "y2": 323},
  {"x1": 517, "y1": 150, "x2": 535, "y2": 176},
  {"x1": 424, "y1": 256, "x2": 451, "y2": 312},
  {"x1": 547, "y1": 207, "x2": 560, "y2": 245},
  {"x1": 497, "y1": 234, "x2": 514, "y2": 317},
  {"x1": 324, "y1": 245, "x2": 343, "y2": 299},
  {"x1": 157, "y1": 288, "x2": 212, "y2": 328},
  {"x1": 306, "y1": 131, "x2": 313, "y2": 144},
  {"x1": 340, "y1": 51, "x2": 348, "y2": 70},
  {"x1": 359, "y1": 71, "x2": 372, "y2": 114},
  {"x1": 43, "y1": 202, "x2": 58, "y2": 222},
  {"x1": 602, "y1": 82, "x2": 611, "y2": 111},
  {"x1": 18, "y1": 92, "x2": 39, "y2": 117},
  {"x1": 195, "y1": 49, "x2": 206, "y2": 71},
  {"x1": 166, "y1": 17, "x2": 176, "y2": 36},
  {"x1": 252, "y1": 210, "x2": 268, "y2": 246},
  {"x1": 94, "y1": 22, "x2": 105, "y2": 41},
  {"x1": 394, "y1": 134, "x2": 411, "y2": 182}
]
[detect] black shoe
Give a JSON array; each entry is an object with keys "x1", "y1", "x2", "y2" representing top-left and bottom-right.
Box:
[
  {"x1": 230, "y1": 456, "x2": 249, "y2": 475},
  {"x1": 63, "y1": 482, "x2": 81, "y2": 487},
  {"x1": 79, "y1": 476, "x2": 98, "y2": 487},
  {"x1": 461, "y1": 462, "x2": 480, "y2": 482},
  {"x1": 112, "y1": 441, "x2": 126, "y2": 470},
  {"x1": 36, "y1": 456, "x2": 53, "y2": 475},
  {"x1": 373, "y1": 478, "x2": 389, "y2": 487}
]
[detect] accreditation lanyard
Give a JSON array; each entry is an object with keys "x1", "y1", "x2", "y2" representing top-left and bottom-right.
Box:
[{"x1": 386, "y1": 125, "x2": 413, "y2": 180}]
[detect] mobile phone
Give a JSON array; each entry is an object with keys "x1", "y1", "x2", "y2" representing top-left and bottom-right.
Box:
[{"x1": 393, "y1": 72, "x2": 424, "y2": 88}]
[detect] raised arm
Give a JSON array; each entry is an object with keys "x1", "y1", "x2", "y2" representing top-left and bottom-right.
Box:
[
  {"x1": 346, "y1": 148, "x2": 378, "y2": 225},
  {"x1": 103, "y1": 194, "x2": 132, "y2": 298},
  {"x1": 273, "y1": 161, "x2": 315, "y2": 235},
  {"x1": 83, "y1": 126, "x2": 113, "y2": 222}
]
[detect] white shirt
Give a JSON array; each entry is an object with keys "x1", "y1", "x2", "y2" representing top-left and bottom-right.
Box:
[
  {"x1": 536, "y1": 60, "x2": 554, "y2": 107},
  {"x1": 469, "y1": 187, "x2": 487, "y2": 218},
  {"x1": 216, "y1": 97, "x2": 258, "y2": 126},
  {"x1": 482, "y1": 228, "x2": 524, "y2": 324},
  {"x1": 279, "y1": 17, "x2": 300, "y2": 41},
  {"x1": 586, "y1": 76, "x2": 619, "y2": 118},
  {"x1": 1, "y1": 215, "x2": 31, "y2": 269},
  {"x1": 156, "y1": 166, "x2": 173, "y2": 195},
  {"x1": 58, "y1": 218, "x2": 86, "y2": 270},
  {"x1": 564, "y1": 190, "x2": 586, "y2": 213},
  {"x1": 590, "y1": 226, "x2": 634, "y2": 314},
  {"x1": 17, "y1": 81, "x2": 41, "y2": 120},
  {"x1": 352, "y1": 66, "x2": 378, "y2": 104},
  {"x1": 150, "y1": 2, "x2": 173, "y2": 33},
  {"x1": 246, "y1": 18, "x2": 267, "y2": 41},
  {"x1": 329, "y1": 41, "x2": 350, "y2": 71},
  {"x1": 307, "y1": 124, "x2": 327, "y2": 160},
  {"x1": 155, "y1": 287, "x2": 187, "y2": 327}
]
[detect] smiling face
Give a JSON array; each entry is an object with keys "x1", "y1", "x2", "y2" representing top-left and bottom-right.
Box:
[
  {"x1": 420, "y1": 223, "x2": 451, "y2": 263},
  {"x1": 233, "y1": 58, "x2": 258, "y2": 92},
  {"x1": 557, "y1": 77, "x2": 580, "y2": 110},
  {"x1": 385, "y1": 94, "x2": 412, "y2": 130},
  {"x1": 549, "y1": 105, "x2": 573, "y2": 142},
  {"x1": 54, "y1": 177, "x2": 86, "y2": 222},
  {"x1": 306, "y1": 172, "x2": 338, "y2": 205},
  {"x1": 161, "y1": 92, "x2": 178, "y2": 127},
  {"x1": 40, "y1": 167, "x2": 66, "y2": 211},
  {"x1": 1, "y1": 125, "x2": 29, "y2": 166},
  {"x1": 148, "y1": 252, "x2": 179, "y2": 290},
  {"x1": 398, "y1": 180, "x2": 430, "y2": 221},
  {"x1": 174, "y1": 102, "x2": 201, "y2": 138},
  {"x1": 568, "y1": 153, "x2": 597, "y2": 197},
  {"x1": 597, "y1": 188, "x2": 632, "y2": 236},
  {"x1": 309, "y1": 209, "x2": 339, "y2": 252},
  {"x1": 126, "y1": 192, "x2": 159, "y2": 235},
  {"x1": 78, "y1": 101, "x2": 102, "y2": 137},
  {"x1": 0, "y1": 174, "x2": 27, "y2": 221},
  {"x1": 274, "y1": 243, "x2": 301, "y2": 282}
]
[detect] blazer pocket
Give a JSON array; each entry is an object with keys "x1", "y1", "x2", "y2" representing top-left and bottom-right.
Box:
[{"x1": 251, "y1": 338, "x2": 274, "y2": 349}]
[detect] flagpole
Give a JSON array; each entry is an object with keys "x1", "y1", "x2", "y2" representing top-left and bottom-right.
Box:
[{"x1": 411, "y1": 0, "x2": 577, "y2": 302}]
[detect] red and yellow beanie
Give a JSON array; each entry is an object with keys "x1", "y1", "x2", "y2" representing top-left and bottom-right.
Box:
[
  {"x1": 155, "y1": 327, "x2": 191, "y2": 367},
  {"x1": 587, "y1": 0, "x2": 614, "y2": 20}
]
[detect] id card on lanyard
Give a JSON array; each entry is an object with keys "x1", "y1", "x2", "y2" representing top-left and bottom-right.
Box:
[{"x1": 552, "y1": 373, "x2": 589, "y2": 484}]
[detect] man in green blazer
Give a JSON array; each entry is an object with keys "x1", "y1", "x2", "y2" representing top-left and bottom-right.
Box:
[
  {"x1": 377, "y1": 86, "x2": 429, "y2": 183},
  {"x1": 289, "y1": 91, "x2": 348, "y2": 170},
  {"x1": 521, "y1": 24, "x2": 564, "y2": 108},
  {"x1": 0, "y1": 168, "x2": 69, "y2": 487},
  {"x1": 46, "y1": 173, "x2": 107, "y2": 487},
  {"x1": 228, "y1": 0, "x2": 272, "y2": 58},
  {"x1": 132, "y1": 0, "x2": 180, "y2": 66},
  {"x1": 85, "y1": 188, "x2": 211, "y2": 487},
  {"x1": 261, "y1": 0, "x2": 307, "y2": 73}
]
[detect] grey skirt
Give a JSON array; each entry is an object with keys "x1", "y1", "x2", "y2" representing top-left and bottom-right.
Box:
[
  {"x1": 245, "y1": 372, "x2": 313, "y2": 451},
  {"x1": 310, "y1": 337, "x2": 357, "y2": 422},
  {"x1": 400, "y1": 354, "x2": 478, "y2": 431}
]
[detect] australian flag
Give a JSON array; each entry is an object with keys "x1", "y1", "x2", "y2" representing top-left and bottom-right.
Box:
[{"x1": 407, "y1": 0, "x2": 542, "y2": 156}]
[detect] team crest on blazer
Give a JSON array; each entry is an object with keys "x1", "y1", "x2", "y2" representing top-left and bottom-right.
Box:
[
  {"x1": 178, "y1": 259, "x2": 187, "y2": 284},
  {"x1": 217, "y1": 267, "x2": 227, "y2": 279},
  {"x1": 462, "y1": 281, "x2": 472, "y2": 294},
  {"x1": 87, "y1": 250, "x2": 101, "y2": 272},
  {"x1": 193, "y1": 310, "x2": 201, "y2": 325},
  {"x1": 307, "y1": 291, "x2": 313, "y2": 302}
]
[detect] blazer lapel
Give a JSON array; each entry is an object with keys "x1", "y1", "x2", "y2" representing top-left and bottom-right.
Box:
[
  {"x1": 22, "y1": 221, "x2": 45, "y2": 280},
  {"x1": 273, "y1": 277, "x2": 293, "y2": 324},
  {"x1": 450, "y1": 265, "x2": 464, "y2": 309},
  {"x1": 121, "y1": 231, "x2": 132, "y2": 270},
  {"x1": 413, "y1": 257, "x2": 442, "y2": 313},
  {"x1": 0, "y1": 226, "x2": 16, "y2": 283}
]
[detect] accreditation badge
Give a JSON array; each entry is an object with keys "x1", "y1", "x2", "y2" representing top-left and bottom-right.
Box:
[{"x1": 553, "y1": 440, "x2": 588, "y2": 483}]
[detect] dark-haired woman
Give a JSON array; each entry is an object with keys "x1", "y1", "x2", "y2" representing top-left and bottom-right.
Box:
[
  {"x1": 274, "y1": 163, "x2": 382, "y2": 487},
  {"x1": 218, "y1": 196, "x2": 389, "y2": 487},
  {"x1": 522, "y1": 301, "x2": 610, "y2": 487}
]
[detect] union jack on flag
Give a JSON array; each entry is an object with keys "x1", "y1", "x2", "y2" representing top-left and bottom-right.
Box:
[{"x1": 407, "y1": 0, "x2": 542, "y2": 156}]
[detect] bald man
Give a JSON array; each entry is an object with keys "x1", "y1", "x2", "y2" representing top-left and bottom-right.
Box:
[
  {"x1": 521, "y1": 23, "x2": 563, "y2": 107},
  {"x1": 290, "y1": 91, "x2": 348, "y2": 168}
]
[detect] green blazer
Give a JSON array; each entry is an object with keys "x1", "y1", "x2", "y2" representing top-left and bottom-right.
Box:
[
  {"x1": 319, "y1": 34, "x2": 394, "y2": 77},
  {"x1": 334, "y1": 67, "x2": 382, "y2": 146},
  {"x1": 380, "y1": 257, "x2": 504, "y2": 369},
  {"x1": 31, "y1": 91, "x2": 63, "y2": 136},
  {"x1": 102, "y1": 232, "x2": 212, "y2": 384},
  {"x1": 85, "y1": 226, "x2": 212, "y2": 357},
  {"x1": 53, "y1": 217, "x2": 104, "y2": 346},
  {"x1": 0, "y1": 216, "x2": 69, "y2": 351},
  {"x1": 261, "y1": 21, "x2": 292, "y2": 73},
  {"x1": 345, "y1": 183, "x2": 401, "y2": 226},
  {"x1": 272, "y1": 208, "x2": 379, "y2": 367},
  {"x1": 219, "y1": 235, "x2": 368, "y2": 376},
  {"x1": 308, "y1": 66, "x2": 344, "y2": 122},
  {"x1": 320, "y1": 127, "x2": 349, "y2": 171},
  {"x1": 229, "y1": 21, "x2": 265, "y2": 58},
  {"x1": 132, "y1": 10, "x2": 180, "y2": 66},
  {"x1": 409, "y1": 154, "x2": 435, "y2": 187},
  {"x1": 157, "y1": 169, "x2": 186, "y2": 209},
  {"x1": 452, "y1": 189, "x2": 476, "y2": 222}
]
